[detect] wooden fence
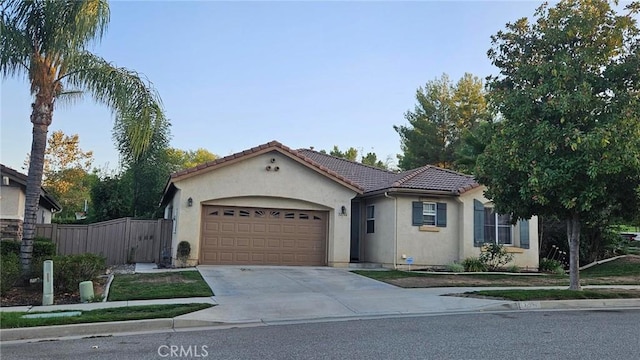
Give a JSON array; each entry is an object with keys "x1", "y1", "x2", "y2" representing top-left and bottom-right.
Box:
[{"x1": 36, "y1": 218, "x2": 173, "y2": 265}]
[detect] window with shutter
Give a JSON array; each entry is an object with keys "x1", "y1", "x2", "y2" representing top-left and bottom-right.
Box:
[{"x1": 412, "y1": 201, "x2": 446, "y2": 227}]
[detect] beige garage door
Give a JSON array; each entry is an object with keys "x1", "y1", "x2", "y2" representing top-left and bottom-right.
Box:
[{"x1": 200, "y1": 206, "x2": 328, "y2": 266}]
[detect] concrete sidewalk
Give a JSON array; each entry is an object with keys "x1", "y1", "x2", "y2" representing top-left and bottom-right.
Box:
[{"x1": 1, "y1": 265, "x2": 639, "y2": 343}]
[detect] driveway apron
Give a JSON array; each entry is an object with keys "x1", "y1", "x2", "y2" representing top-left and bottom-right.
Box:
[{"x1": 187, "y1": 266, "x2": 511, "y2": 323}]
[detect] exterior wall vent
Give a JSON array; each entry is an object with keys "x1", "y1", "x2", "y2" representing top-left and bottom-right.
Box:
[{"x1": 2, "y1": 176, "x2": 9, "y2": 186}]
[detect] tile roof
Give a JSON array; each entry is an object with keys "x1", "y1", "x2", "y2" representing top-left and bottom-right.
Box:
[
  {"x1": 296, "y1": 149, "x2": 397, "y2": 192},
  {"x1": 166, "y1": 141, "x2": 479, "y2": 197},
  {"x1": 296, "y1": 149, "x2": 480, "y2": 195},
  {"x1": 170, "y1": 141, "x2": 364, "y2": 193},
  {"x1": 388, "y1": 165, "x2": 479, "y2": 194}
]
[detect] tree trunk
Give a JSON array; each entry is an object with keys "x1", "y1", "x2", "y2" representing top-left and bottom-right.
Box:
[
  {"x1": 21, "y1": 94, "x2": 53, "y2": 278},
  {"x1": 567, "y1": 213, "x2": 581, "y2": 290}
]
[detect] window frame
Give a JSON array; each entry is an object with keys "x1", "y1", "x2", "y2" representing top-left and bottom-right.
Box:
[
  {"x1": 422, "y1": 202, "x2": 437, "y2": 226},
  {"x1": 484, "y1": 208, "x2": 513, "y2": 246},
  {"x1": 366, "y1": 205, "x2": 375, "y2": 234}
]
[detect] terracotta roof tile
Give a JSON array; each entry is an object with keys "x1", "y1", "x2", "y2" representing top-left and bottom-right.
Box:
[
  {"x1": 170, "y1": 141, "x2": 364, "y2": 192},
  {"x1": 168, "y1": 142, "x2": 479, "y2": 196},
  {"x1": 296, "y1": 150, "x2": 479, "y2": 195}
]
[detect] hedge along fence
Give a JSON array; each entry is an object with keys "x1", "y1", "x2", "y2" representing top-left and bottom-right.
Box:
[
  {"x1": 35, "y1": 218, "x2": 173, "y2": 265},
  {"x1": 0, "y1": 240, "x2": 106, "y2": 294}
]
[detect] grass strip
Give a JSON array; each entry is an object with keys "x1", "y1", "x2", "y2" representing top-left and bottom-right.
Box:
[
  {"x1": 353, "y1": 257, "x2": 639, "y2": 287},
  {"x1": 581, "y1": 258, "x2": 640, "y2": 278},
  {"x1": 467, "y1": 289, "x2": 640, "y2": 301},
  {"x1": 0, "y1": 303, "x2": 212, "y2": 329},
  {"x1": 108, "y1": 271, "x2": 213, "y2": 301}
]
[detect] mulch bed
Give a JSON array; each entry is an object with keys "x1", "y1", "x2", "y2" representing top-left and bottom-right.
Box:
[{"x1": 1, "y1": 276, "x2": 108, "y2": 307}]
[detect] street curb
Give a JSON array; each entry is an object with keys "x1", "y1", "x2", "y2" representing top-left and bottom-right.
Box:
[
  {"x1": 2, "y1": 299, "x2": 639, "y2": 342},
  {"x1": 0, "y1": 318, "x2": 174, "y2": 342},
  {"x1": 518, "y1": 298, "x2": 640, "y2": 310}
]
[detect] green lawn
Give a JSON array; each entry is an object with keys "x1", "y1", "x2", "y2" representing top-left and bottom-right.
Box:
[
  {"x1": 581, "y1": 258, "x2": 640, "y2": 278},
  {"x1": 466, "y1": 289, "x2": 640, "y2": 301},
  {"x1": 352, "y1": 257, "x2": 640, "y2": 287},
  {"x1": 0, "y1": 303, "x2": 212, "y2": 329},
  {"x1": 108, "y1": 271, "x2": 213, "y2": 301}
]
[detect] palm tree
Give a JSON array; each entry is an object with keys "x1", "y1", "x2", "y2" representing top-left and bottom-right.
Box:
[{"x1": 1, "y1": 0, "x2": 166, "y2": 276}]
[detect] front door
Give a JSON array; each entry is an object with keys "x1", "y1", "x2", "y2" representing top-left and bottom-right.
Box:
[{"x1": 350, "y1": 200, "x2": 360, "y2": 261}]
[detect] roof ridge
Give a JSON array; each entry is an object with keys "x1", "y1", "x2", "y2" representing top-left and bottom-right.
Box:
[
  {"x1": 171, "y1": 140, "x2": 284, "y2": 178},
  {"x1": 433, "y1": 165, "x2": 476, "y2": 179},
  {"x1": 296, "y1": 148, "x2": 396, "y2": 174},
  {"x1": 170, "y1": 141, "x2": 364, "y2": 192},
  {"x1": 391, "y1": 165, "x2": 432, "y2": 187}
]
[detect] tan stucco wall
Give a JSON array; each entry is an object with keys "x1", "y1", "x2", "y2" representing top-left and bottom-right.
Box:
[
  {"x1": 395, "y1": 195, "x2": 460, "y2": 268},
  {"x1": 0, "y1": 186, "x2": 25, "y2": 220},
  {"x1": 458, "y1": 187, "x2": 540, "y2": 269},
  {"x1": 167, "y1": 151, "x2": 358, "y2": 267},
  {"x1": 360, "y1": 187, "x2": 540, "y2": 270},
  {"x1": 361, "y1": 196, "x2": 396, "y2": 266}
]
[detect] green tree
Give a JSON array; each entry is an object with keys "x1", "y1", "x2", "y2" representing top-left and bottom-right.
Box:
[
  {"x1": 478, "y1": 0, "x2": 640, "y2": 290},
  {"x1": 394, "y1": 73, "x2": 488, "y2": 170},
  {"x1": 454, "y1": 121, "x2": 494, "y2": 175},
  {"x1": 166, "y1": 147, "x2": 217, "y2": 173},
  {"x1": 1, "y1": 0, "x2": 166, "y2": 275},
  {"x1": 319, "y1": 146, "x2": 389, "y2": 169},
  {"x1": 360, "y1": 152, "x2": 388, "y2": 170},
  {"x1": 328, "y1": 146, "x2": 358, "y2": 162},
  {"x1": 42, "y1": 131, "x2": 95, "y2": 219},
  {"x1": 89, "y1": 174, "x2": 132, "y2": 222},
  {"x1": 114, "y1": 114, "x2": 171, "y2": 218}
]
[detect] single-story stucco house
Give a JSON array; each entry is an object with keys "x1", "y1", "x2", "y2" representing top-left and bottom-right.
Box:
[
  {"x1": 160, "y1": 141, "x2": 539, "y2": 269},
  {"x1": 0, "y1": 164, "x2": 62, "y2": 241}
]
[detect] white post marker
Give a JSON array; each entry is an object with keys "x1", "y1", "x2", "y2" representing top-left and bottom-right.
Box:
[
  {"x1": 42, "y1": 260, "x2": 53, "y2": 306},
  {"x1": 79, "y1": 281, "x2": 94, "y2": 303}
]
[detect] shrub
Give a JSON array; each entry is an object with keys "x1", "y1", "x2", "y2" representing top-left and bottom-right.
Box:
[
  {"x1": 1, "y1": 239, "x2": 57, "y2": 279},
  {"x1": 177, "y1": 241, "x2": 191, "y2": 266},
  {"x1": 479, "y1": 243, "x2": 514, "y2": 271},
  {"x1": 539, "y1": 258, "x2": 564, "y2": 274},
  {"x1": 0, "y1": 240, "x2": 21, "y2": 256},
  {"x1": 0, "y1": 253, "x2": 21, "y2": 295},
  {"x1": 462, "y1": 257, "x2": 488, "y2": 272},
  {"x1": 1, "y1": 239, "x2": 56, "y2": 258},
  {"x1": 52, "y1": 254, "x2": 106, "y2": 293},
  {"x1": 446, "y1": 263, "x2": 465, "y2": 273},
  {"x1": 33, "y1": 240, "x2": 56, "y2": 259}
]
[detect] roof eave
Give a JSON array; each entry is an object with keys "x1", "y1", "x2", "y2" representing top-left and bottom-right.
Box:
[{"x1": 360, "y1": 187, "x2": 460, "y2": 198}]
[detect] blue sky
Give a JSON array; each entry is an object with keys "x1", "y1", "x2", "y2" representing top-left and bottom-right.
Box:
[{"x1": 1, "y1": 1, "x2": 548, "y2": 172}]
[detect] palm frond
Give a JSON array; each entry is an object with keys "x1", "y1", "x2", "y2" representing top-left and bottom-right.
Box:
[
  {"x1": 2, "y1": 0, "x2": 109, "y2": 73},
  {"x1": 62, "y1": 51, "x2": 166, "y2": 161},
  {"x1": 0, "y1": 4, "x2": 31, "y2": 77},
  {"x1": 55, "y1": 89, "x2": 85, "y2": 109}
]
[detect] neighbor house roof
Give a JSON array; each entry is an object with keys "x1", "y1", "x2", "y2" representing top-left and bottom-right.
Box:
[
  {"x1": 297, "y1": 149, "x2": 480, "y2": 195},
  {"x1": 0, "y1": 164, "x2": 62, "y2": 211}
]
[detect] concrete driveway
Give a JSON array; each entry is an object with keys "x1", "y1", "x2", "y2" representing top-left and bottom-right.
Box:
[{"x1": 183, "y1": 266, "x2": 512, "y2": 324}]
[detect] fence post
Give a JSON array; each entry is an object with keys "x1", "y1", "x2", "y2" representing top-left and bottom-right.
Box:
[
  {"x1": 51, "y1": 223, "x2": 59, "y2": 254},
  {"x1": 124, "y1": 217, "x2": 132, "y2": 264}
]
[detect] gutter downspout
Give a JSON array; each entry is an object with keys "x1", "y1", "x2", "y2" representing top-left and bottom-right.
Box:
[{"x1": 384, "y1": 192, "x2": 398, "y2": 270}]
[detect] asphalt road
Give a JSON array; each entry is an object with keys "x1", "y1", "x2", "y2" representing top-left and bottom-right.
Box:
[{"x1": 2, "y1": 309, "x2": 639, "y2": 360}]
